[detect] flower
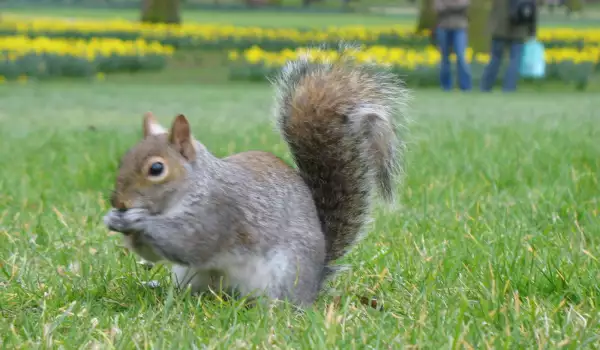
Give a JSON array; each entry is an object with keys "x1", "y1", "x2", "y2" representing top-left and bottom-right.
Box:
[
  {"x1": 0, "y1": 35, "x2": 174, "y2": 81},
  {"x1": 230, "y1": 45, "x2": 600, "y2": 69},
  {"x1": 1, "y1": 15, "x2": 598, "y2": 50}
]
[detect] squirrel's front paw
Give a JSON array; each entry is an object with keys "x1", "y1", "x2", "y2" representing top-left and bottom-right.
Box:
[
  {"x1": 103, "y1": 208, "x2": 149, "y2": 235},
  {"x1": 122, "y1": 208, "x2": 150, "y2": 231}
]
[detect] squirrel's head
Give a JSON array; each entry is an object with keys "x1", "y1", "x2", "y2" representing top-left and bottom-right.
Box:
[{"x1": 109, "y1": 112, "x2": 196, "y2": 214}]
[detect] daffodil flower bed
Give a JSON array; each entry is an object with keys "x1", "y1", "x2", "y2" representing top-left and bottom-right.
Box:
[
  {"x1": 228, "y1": 46, "x2": 600, "y2": 88},
  {"x1": 0, "y1": 16, "x2": 429, "y2": 50},
  {"x1": 0, "y1": 35, "x2": 174, "y2": 81},
  {"x1": 1, "y1": 16, "x2": 599, "y2": 51}
]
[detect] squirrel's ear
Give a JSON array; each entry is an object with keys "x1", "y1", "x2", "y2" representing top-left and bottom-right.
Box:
[
  {"x1": 143, "y1": 111, "x2": 167, "y2": 138},
  {"x1": 169, "y1": 114, "x2": 196, "y2": 161}
]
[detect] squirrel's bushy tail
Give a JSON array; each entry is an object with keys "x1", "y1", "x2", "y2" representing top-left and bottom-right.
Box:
[{"x1": 271, "y1": 45, "x2": 409, "y2": 264}]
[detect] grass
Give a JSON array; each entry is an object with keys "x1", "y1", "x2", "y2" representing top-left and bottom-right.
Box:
[
  {"x1": 0, "y1": 76, "x2": 599, "y2": 348},
  {"x1": 0, "y1": 5, "x2": 599, "y2": 347},
  {"x1": 3, "y1": 5, "x2": 600, "y2": 28},
  {"x1": 2, "y1": 6, "x2": 415, "y2": 26}
]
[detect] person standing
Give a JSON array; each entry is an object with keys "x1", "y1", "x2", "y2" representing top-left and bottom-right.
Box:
[
  {"x1": 434, "y1": 0, "x2": 472, "y2": 91},
  {"x1": 480, "y1": 0, "x2": 538, "y2": 92}
]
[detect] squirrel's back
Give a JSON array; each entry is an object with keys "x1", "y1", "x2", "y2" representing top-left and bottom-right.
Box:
[{"x1": 271, "y1": 47, "x2": 409, "y2": 264}]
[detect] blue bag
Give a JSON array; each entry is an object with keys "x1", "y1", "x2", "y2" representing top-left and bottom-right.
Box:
[{"x1": 520, "y1": 39, "x2": 546, "y2": 79}]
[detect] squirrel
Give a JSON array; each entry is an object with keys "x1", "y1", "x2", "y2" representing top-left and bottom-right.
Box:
[{"x1": 103, "y1": 47, "x2": 409, "y2": 307}]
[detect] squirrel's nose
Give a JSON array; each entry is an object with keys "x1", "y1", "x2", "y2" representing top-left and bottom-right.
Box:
[{"x1": 110, "y1": 191, "x2": 131, "y2": 211}]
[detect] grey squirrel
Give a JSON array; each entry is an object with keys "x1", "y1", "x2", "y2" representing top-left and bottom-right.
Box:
[{"x1": 103, "y1": 47, "x2": 409, "y2": 307}]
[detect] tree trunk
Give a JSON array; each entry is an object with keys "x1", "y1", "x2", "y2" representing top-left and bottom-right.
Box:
[
  {"x1": 416, "y1": 0, "x2": 436, "y2": 33},
  {"x1": 467, "y1": 0, "x2": 491, "y2": 53},
  {"x1": 141, "y1": 0, "x2": 181, "y2": 25}
]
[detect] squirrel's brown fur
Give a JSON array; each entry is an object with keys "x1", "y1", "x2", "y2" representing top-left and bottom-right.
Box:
[{"x1": 273, "y1": 49, "x2": 407, "y2": 263}]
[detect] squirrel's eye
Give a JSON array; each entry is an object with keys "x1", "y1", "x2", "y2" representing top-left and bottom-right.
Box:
[{"x1": 148, "y1": 162, "x2": 164, "y2": 177}]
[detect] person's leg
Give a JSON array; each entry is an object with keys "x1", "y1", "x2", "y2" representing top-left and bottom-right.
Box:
[
  {"x1": 437, "y1": 27, "x2": 453, "y2": 91},
  {"x1": 502, "y1": 40, "x2": 525, "y2": 92},
  {"x1": 453, "y1": 28, "x2": 472, "y2": 91},
  {"x1": 480, "y1": 38, "x2": 505, "y2": 92}
]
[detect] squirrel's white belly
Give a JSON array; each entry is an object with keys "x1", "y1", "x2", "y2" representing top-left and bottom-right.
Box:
[{"x1": 171, "y1": 249, "x2": 291, "y2": 299}]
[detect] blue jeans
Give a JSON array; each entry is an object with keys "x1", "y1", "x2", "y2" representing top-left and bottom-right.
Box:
[
  {"x1": 480, "y1": 38, "x2": 524, "y2": 92},
  {"x1": 437, "y1": 27, "x2": 472, "y2": 91}
]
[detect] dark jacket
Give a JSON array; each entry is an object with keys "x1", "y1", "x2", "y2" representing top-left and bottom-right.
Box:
[
  {"x1": 434, "y1": 0, "x2": 470, "y2": 29},
  {"x1": 488, "y1": 0, "x2": 538, "y2": 41}
]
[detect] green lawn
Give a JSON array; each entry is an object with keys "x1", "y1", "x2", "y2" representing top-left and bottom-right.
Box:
[
  {"x1": 3, "y1": 7, "x2": 415, "y2": 26},
  {"x1": 4, "y1": 5, "x2": 600, "y2": 28},
  {"x1": 0, "y1": 78, "x2": 599, "y2": 348}
]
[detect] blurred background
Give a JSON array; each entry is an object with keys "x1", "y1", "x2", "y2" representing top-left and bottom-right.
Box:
[{"x1": 0, "y1": 0, "x2": 597, "y2": 89}]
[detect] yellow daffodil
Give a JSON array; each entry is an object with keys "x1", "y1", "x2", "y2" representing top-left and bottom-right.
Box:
[{"x1": 231, "y1": 45, "x2": 600, "y2": 68}]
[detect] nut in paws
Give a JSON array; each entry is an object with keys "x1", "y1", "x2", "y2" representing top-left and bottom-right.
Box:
[{"x1": 103, "y1": 208, "x2": 149, "y2": 235}]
